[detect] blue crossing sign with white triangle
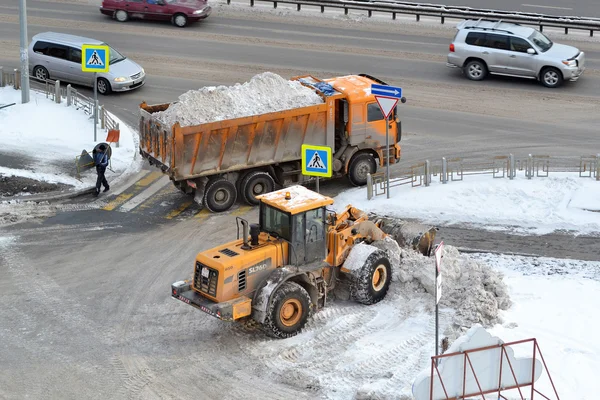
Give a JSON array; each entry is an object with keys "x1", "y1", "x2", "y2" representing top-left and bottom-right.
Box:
[
  {"x1": 81, "y1": 44, "x2": 110, "y2": 73},
  {"x1": 301, "y1": 144, "x2": 332, "y2": 178}
]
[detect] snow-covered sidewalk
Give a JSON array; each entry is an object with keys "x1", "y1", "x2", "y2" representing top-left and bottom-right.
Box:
[{"x1": 0, "y1": 86, "x2": 138, "y2": 197}]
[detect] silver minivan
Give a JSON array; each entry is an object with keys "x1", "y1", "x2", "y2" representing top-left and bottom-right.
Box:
[{"x1": 28, "y1": 32, "x2": 145, "y2": 95}]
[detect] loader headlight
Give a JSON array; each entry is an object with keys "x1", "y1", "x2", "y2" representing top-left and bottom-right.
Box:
[{"x1": 114, "y1": 77, "x2": 128, "y2": 82}]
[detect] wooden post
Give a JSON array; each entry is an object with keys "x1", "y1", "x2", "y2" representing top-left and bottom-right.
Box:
[
  {"x1": 66, "y1": 84, "x2": 72, "y2": 106},
  {"x1": 100, "y1": 105, "x2": 106, "y2": 129}
]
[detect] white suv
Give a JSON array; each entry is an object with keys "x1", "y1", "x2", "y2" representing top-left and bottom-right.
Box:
[{"x1": 447, "y1": 19, "x2": 585, "y2": 88}]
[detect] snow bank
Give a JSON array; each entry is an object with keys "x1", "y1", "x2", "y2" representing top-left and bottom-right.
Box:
[
  {"x1": 0, "y1": 87, "x2": 136, "y2": 191},
  {"x1": 375, "y1": 239, "x2": 511, "y2": 338},
  {"x1": 245, "y1": 242, "x2": 511, "y2": 399},
  {"x1": 152, "y1": 72, "x2": 324, "y2": 127}
]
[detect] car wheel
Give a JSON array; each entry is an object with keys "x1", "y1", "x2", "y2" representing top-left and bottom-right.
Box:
[
  {"x1": 97, "y1": 78, "x2": 112, "y2": 95},
  {"x1": 115, "y1": 10, "x2": 128, "y2": 22},
  {"x1": 541, "y1": 67, "x2": 563, "y2": 88},
  {"x1": 348, "y1": 153, "x2": 377, "y2": 187},
  {"x1": 173, "y1": 13, "x2": 187, "y2": 27},
  {"x1": 33, "y1": 66, "x2": 49, "y2": 81},
  {"x1": 464, "y1": 60, "x2": 487, "y2": 81}
]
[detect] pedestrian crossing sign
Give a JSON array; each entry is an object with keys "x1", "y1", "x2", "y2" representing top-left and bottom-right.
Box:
[
  {"x1": 81, "y1": 44, "x2": 110, "y2": 72},
  {"x1": 301, "y1": 144, "x2": 332, "y2": 178}
]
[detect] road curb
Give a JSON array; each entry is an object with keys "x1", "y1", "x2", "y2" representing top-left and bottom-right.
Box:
[{"x1": 2, "y1": 186, "x2": 97, "y2": 203}]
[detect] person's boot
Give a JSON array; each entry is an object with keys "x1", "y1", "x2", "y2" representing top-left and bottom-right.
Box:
[
  {"x1": 103, "y1": 186, "x2": 110, "y2": 193},
  {"x1": 94, "y1": 189, "x2": 100, "y2": 197}
]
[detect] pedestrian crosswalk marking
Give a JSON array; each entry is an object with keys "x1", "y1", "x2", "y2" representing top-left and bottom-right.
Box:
[
  {"x1": 101, "y1": 171, "x2": 163, "y2": 211},
  {"x1": 102, "y1": 193, "x2": 134, "y2": 211},
  {"x1": 120, "y1": 176, "x2": 170, "y2": 212},
  {"x1": 231, "y1": 205, "x2": 253, "y2": 217},
  {"x1": 166, "y1": 201, "x2": 194, "y2": 220}
]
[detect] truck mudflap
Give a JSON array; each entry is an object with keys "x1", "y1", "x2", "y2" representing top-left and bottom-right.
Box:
[
  {"x1": 140, "y1": 148, "x2": 170, "y2": 173},
  {"x1": 171, "y1": 280, "x2": 252, "y2": 321}
]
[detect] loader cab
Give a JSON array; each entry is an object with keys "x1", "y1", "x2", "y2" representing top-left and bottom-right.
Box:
[{"x1": 257, "y1": 186, "x2": 334, "y2": 266}]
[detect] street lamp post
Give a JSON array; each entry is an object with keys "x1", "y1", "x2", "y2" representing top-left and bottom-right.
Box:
[{"x1": 19, "y1": 0, "x2": 30, "y2": 103}]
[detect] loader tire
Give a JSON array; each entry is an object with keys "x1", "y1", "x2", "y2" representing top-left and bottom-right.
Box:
[
  {"x1": 203, "y1": 178, "x2": 237, "y2": 213},
  {"x1": 240, "y1": 171, "x2": 275, "y2": 206},
  {"x1": 263, "y1": 281, "x2": 312, "y2": 339},
  {"x1": 350, "y1": 249, "x2": 392, "y2": 305},
  {"x1": 348, "y1": 153, "x2": 377, "y2": 186}
]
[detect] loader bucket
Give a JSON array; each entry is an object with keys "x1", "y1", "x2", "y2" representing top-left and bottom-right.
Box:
[{"x1": 373, "y1": 216, "x2": 438, "y2": 256}]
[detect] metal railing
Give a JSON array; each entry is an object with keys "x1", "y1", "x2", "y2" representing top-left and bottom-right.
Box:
[
  {"x1": 367, "y1": 153, "x2": 600, "y2": 199},
  {"x1": 0, "y1": 66, "x2": 120, "y2": 136},
  {"x1": 229, "y1": 0, "x2": 600, "y2": 36}
]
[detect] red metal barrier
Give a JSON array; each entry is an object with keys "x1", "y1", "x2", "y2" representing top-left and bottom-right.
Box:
[{"x1": 429, "y1": 338, "x2": 560, "y2": 400}]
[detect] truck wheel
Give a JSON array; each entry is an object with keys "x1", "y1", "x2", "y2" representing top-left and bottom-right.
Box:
[
  {"x1": 203, "y1": 178, "x2": 237, "y2": 213},
  {"x1": 349, "y1": 249, "x2": 392, "y2": 305},
  {"x1": 240, "y1": 171, "x2": 275, "y2": 206},
  {"x1": 263, "y1": 281, "x2": 312, "y2": 339},
  {"x1": 348, "y1": 153, "x2": 377, "y2": 186}
]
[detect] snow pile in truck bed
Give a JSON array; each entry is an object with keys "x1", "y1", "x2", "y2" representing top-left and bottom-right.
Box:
[{"x1": 153, "y1": 72, "x2": 324, "y2": 127}]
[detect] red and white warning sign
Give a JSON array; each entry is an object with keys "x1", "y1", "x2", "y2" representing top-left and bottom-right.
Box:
[{"x1": 374, "y1": 95, "x2": 399, "y2": 120}]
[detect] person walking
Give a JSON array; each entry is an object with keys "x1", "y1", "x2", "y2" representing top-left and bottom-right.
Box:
[{"x1": 94, "y1": 144, "x2": 110, "y2": 196}]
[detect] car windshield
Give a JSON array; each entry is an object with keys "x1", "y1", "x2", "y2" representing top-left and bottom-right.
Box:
[
  {"x1": 102, "y1": 43, "x2": 126, "y2": 65},
  {"x1": 528, "y1": 31, "x2": 553, "y2": 52},
  {"x1": 260, "y1": 204, "x2": 291, "y2": 241}
]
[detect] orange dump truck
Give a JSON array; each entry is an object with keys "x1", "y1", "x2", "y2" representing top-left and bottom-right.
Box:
[{"x1": 139, "y1": 73, "x2": 403, "y2": 212}]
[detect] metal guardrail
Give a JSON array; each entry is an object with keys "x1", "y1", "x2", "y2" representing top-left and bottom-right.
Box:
[
  {"x1": 230, "y1": 0, "x2": 600, "y2": 36},
  {"x1": 367, "y1": 153, "x2": 600, "y2": 199},
  {"x1": 0, "y1": 66, "x2": 120, "y2": 136}
]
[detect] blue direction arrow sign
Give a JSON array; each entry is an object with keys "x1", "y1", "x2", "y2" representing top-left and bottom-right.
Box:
[
  {"x1": 371, "y1": 83, "x2": 402, "y2": 99},
  {"x1": 301, "y1": 144, "x2": 332, "y2": 178}
]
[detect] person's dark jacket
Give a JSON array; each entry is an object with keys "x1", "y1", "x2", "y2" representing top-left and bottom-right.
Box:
[{"x1": 94, "y1": 151, "x2": 109, "y2": 169}]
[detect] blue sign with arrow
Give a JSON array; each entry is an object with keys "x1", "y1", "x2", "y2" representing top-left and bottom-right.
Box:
[{"x1": 371, "y1": 83, "x2": 403, "y2": 99}]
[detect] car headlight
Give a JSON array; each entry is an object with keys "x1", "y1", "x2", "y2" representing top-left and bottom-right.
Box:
[
  {"x1": 562, "y1": 60, "x2": 577, "y2": 67},
  {"x1": 141, "y1": 68, "x2": 145, "y2": 74},
  {"x1": 193, "y1": 9, "x2": 204, "y2": 14},
  {"x1": 114, "y1": 77, "x2": 128, "y2": 82}
]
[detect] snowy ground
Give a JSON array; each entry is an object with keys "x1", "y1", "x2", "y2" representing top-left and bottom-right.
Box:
[
  {"x1": 0, "y1": 87, "x2": 138, "y2": 196},
  {"x1": 334, "y1": 173, "x2": 600, "y2": 236},
  {"x1": 281, "y1": 176, "x2": 600, "y2": 399}
]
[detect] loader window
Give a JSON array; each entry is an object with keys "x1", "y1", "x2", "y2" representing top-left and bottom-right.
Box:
[{"x1": 260, "y1": 204, "x2": 291, "y2": 241}]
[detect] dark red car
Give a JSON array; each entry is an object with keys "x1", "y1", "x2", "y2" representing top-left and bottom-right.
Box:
[{"x1": 100, "y1": 0, "x2": 211, "y2": 28}]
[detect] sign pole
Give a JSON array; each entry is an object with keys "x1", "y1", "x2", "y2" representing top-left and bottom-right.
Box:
[
  {"x1": 19, "y1": 0, "x2": 30, "y2": 103},
  {"x1": 316, "y1": 176, "x2": 319, "y2": 194},
  {"x1": 434, "y1": 241, "x2": 444, "y2": 366},
  {"x1": 93, "y1": 71, "x2": 97, "y2": 142},
  {"x1": 385, "y1": 115, "x2": 390, "y2": 199},
  {"x1": 435, "y1": 267, "x2": 439, "y2": 365}
]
